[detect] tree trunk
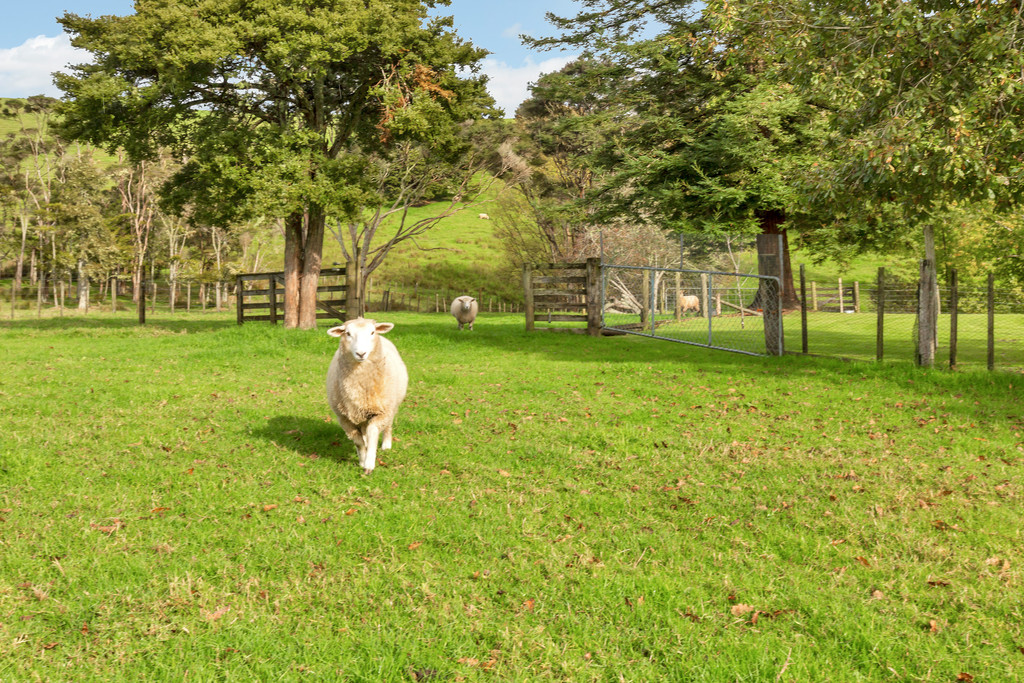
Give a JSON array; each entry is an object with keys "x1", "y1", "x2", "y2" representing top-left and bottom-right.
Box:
[
  {"x1": 919, "y1": 222, "x2": 939, "y2": 363},
  {"x1": 298, "y1": 204, "x2": 326, "y2": 329},
  {"x1": 169, "y1": 271, "x2": 177, "y2": 313},
  {"x1": 283, "y1": 211, "x2": 304, "y2": 328},
  {"x1": 755, "y1": 210, "x2": 800, "y2": 309},
  {"x1": 77, "y1": 259, "x2": 89, "y2": 311},
  {"x1": 14, "y1": 215, "x2": 28, "y2": 295}
]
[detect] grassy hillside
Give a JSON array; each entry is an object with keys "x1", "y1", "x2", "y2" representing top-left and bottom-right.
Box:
[
  {"x1": 1, "y1": 98, "x2": 121, "y2": 170},
  {"x1": 1, "y1": 311, "x2": 1021, "y2": 680},
  {"x1": 321, "y1": 195, "x2": 521, "y2": 304}
]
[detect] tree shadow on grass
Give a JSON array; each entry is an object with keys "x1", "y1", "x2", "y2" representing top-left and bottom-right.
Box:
[{"x1": 254, "y1": 414, "x2": 357, "y2": 468}]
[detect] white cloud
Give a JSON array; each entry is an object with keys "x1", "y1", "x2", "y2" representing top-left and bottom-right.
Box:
[
  {"x1": 0, "y1": 33, "x2": 574, "y2": 117},
  {"x1": 481, "y1": 54, "x2": 576, "y2": 117},
  {"x1": 0, "y1": 34, "x2": 86, "y2": 98},
  {"x1": 501, "y1": 22, "x2": 524, "y2": 40}
]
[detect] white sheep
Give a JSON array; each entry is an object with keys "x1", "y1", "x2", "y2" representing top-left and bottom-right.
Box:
[
  {"x1": 450, "y1": 295, "x2": 479, "y2": 330},
  {"x1": 326, "y1": 318, "x2": 409, "y2": 474},
  {"x1": 478, "y1": 213, "x2": 490, "y2": 220},
  {"x1": 680, "y1": 295, "x2": 700, "y2": 313}
]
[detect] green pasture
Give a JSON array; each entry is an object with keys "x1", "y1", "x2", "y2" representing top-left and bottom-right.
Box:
[{"x1": 1, "y1": 311, "x2": 1021, "y2": 681}]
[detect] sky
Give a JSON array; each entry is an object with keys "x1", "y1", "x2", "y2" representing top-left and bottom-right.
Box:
[{"x1": 0, "y1": 0, "x2": 581, "y2": 116}]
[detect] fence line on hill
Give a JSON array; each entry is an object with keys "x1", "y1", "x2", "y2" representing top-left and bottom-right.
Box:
[{"x1": 1, "y1": 274, "x2": 524, "y2": 321}]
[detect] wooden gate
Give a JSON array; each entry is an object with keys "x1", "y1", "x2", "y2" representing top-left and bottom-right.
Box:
[
  {"x1": 523, "y1": 258, "x2": 602, "y2": 336},
  {"x1": 236, "y1": 267, "x2": 349, "y2": 324}
]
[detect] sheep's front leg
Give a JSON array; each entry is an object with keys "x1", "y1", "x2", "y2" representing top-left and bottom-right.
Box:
[
  {"x1": 334, "y1": 413, "x2": 366, "y2": 465},
  {"x1": 381, "y1": 419, "x2": 395, "y2": 451},
  {"x1": 362, "y1": 422, "x2": 381, "y2": 474}
]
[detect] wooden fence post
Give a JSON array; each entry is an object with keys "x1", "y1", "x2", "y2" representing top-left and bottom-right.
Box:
[
  {"x1": 988, "y1": 272, "x2": 995, "y2": 371},
  {"x1": 640, "y1": 271, "x2": 650, "y2": 328},
  {"x1": 236, "y1": 275, "x2": 244, "y2": 324},
  {"x1": 800, "y1": 264, "x2": 808, "y2": 354},
  {"x1": 949, "y1": 269, "x2": 958, "y2": 370},
  {"x1": 523, "y1": 264, "x2": 535, "y2": 331},
  {"x1": 344, "y1": 262, "x2": 359, "y2": 320},
  {"x1": 674, "y1": 271, "x2": 681, "y2": 322},
  {"x1": 838, "y1": 277, "x2": 844, "y2": 313},
  {"x1": 267, "y1": 274, "x2": 278, "y2": 324},
  {"x1": 811, "y1": 281, "x2": 817, "y2": 311},
  {"x1": 701, "y1": 273, "x2": 710, "y2": 320},
  {"x1": 585, "y1": 257, "x2": 602, "y2": 337},
  {"x1": 138, "y1": 278, "x2": 146, "y2": 325},
  {"x1": 917, "y1": 259, "x2": 936, "y2": 367},
  {"x1": 853, "y1": 281, "x2": 860, "y2": 313},
  {"x1": 876, "y1": 267, "x2": 885, "y2": 362}
]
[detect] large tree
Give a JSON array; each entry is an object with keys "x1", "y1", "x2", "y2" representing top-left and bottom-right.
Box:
[
  {"x1": 507, "y1": 59, "x2": 614, "y2": 264},
  {"x1": 57, "y1": 0, "x2": 493, "y2": 328},
  {"x1": 530, "y1": 3, "x2": 819, "y2": 307},
  {"x1": 704, "y1": 0, "x2": 1024, "y2": 363}
]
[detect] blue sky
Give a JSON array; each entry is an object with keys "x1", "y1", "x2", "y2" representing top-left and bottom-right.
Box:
[{"x1": 0, "y1": 0, "x2": 581, "y2": 115}]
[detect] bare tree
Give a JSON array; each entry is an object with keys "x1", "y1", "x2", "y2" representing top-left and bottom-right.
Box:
[{"x1": 329, "y1": 141, "x2": 519, "y2": 317}]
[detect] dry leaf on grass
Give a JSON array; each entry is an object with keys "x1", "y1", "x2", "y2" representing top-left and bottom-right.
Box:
[
  {"x1": 730, "y1": 603, "x2": 755, "y2": 617},
  {"x1": 202, "y1": 606, "x2": 230, "y2": 622}
]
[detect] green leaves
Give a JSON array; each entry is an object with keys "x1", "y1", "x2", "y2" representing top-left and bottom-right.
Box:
[{"x1": 56, "y1": 0, "x2": 494, "y2": 225}]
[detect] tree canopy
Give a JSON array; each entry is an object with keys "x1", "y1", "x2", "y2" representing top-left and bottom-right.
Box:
[{"x1": 56, "y1": 0, "x2": 496, "y2": 328}]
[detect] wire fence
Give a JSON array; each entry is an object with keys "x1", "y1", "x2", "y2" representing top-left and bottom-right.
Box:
[
  {"x1": 601, "y1": 264, "x2": 783, "y2": 356},
  {"x1": 792, "y1": 268, "x2": 1024, "y2": 372},
  {"x1": 1, "y1": 276, "x2": 523, "y2": 320},
  {"x1": 1, "y1": 277, "x2": 235, "y2": 317}
]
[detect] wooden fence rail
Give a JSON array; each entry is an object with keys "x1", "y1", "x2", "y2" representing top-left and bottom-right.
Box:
[{"x1": 236, "y1": 267, "x2": 348, "y2": 324}]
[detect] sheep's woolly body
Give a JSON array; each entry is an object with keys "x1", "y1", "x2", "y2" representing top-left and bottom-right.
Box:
[
  {"x1": 450, "y1": 295, "x2": 479, "y2": 330},
  {"x1": 327, "y1": 348, "x2": 406, "y2": 426},
  {"x1": 680, "y1": 295, "x2": 700, "y2": 313},
  {"x1": 326, "y1": 319, "x2": 408, "y2": 473}
]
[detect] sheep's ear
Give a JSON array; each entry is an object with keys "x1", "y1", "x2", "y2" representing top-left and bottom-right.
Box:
[
  {"x1": 327, "y1": 326, "x2": 345, "y2": 338},
  {"x1": 374, "y1": 322, "x2": 394, "y2": 335}
]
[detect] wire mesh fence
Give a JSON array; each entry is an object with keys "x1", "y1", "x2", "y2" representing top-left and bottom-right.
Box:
[
  {"x1": 792, "y1": 268, "x2": 1024, "y2": 372},
  {"x1": 602, "y1": 264, "x2": 782, "y2": 356}
]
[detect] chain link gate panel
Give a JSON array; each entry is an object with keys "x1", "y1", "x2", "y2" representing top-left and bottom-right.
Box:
[{"x1": 601, "y1": 265, "x2": 783, "y2": 356}]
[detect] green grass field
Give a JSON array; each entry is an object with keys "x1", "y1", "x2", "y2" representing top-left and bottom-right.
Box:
[{"x1": 1, "y1": 311, "x2": 1021, "y2": 681}]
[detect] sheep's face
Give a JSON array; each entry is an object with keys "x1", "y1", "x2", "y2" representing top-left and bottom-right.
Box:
[
  {"x1": 458, "y1": 297, "x2": 475, "y2": 311},
  {"x1": 328, "y1": 319, "x2": 395, "y2": 363}
]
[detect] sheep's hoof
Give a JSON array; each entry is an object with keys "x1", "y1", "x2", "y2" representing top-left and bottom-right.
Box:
[{"x1": 362, "y1": 468, "x2": 373, "y2": 476}]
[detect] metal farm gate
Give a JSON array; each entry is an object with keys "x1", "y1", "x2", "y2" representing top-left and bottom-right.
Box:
[{"x1": 601, "y1": 264, "x2": 783, "y2": 356}]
